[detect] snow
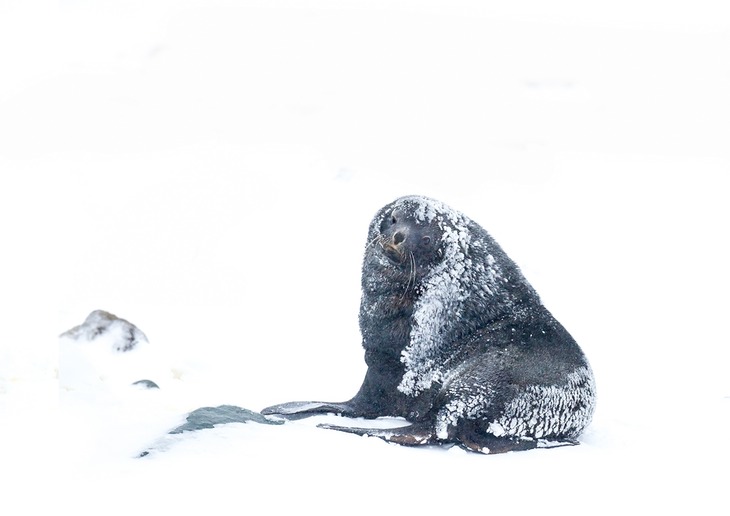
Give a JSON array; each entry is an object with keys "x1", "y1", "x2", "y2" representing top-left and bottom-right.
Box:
[{"x1": 2, "y1": 0, "x2": 729, "y2": 514}]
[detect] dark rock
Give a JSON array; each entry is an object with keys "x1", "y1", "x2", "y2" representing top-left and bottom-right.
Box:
[
  {"x1": 169, "y1": 405, "x2": 283, "y2": 434},
  {"x1": 60, "y1": 310, "x2": 148, "y2": 352},
  {"x1": 132, "y1": 379, "x2": 160, "y2": 389},
  {"x1": 137, "y1": 405, "x2": 283, "y2": 457}
]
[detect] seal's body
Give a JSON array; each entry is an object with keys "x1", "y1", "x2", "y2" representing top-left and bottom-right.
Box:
[{"x1": 263, "y1": 196, "x2": 595, "y2": 453}]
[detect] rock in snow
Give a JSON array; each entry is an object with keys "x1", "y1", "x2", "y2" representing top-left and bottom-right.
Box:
[
  {"x1": 137, "y1": 405, "x2": 283, "y2": 457},
  {"x1": 168, "y1": 405, "x2": 283, "y2": 434},
  {"x1": 60, "y1": 310, "x2": 149, "y2": 352},
  {"x1": 132, "y1": 379, "x2": 160, "y2": 390},
  {"x1": 59, "y1": 310, "x2": 167, "y2": 392}
]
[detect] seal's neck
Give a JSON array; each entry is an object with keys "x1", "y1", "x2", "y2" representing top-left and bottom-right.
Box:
[
  {"x1": 359, "y1": 287, "x2": 414, "y2": 359},
  {"x1": 355, "y1": 288, "x2": 437, "y2": 419}
]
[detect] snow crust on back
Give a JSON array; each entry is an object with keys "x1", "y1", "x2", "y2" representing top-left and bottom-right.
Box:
[
  {"x1": 431, "y1": 365, "x2": 596, "y2": 441},
  {"x1": 395, "y1": 196, "x2": 516, "y2": 396},
  {"x1": 488, "y1": 366, "x2": 596, "y2": 439}
]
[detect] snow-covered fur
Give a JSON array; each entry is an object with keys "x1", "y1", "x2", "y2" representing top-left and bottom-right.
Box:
[
  {"x1": 360, "y1": 196, "x2": 539, "y2": 398},
  {"x1": 265, "y1": 195, "x2": 596, "y2": 453}
]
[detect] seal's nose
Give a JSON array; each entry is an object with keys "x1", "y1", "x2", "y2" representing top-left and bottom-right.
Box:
[{"x1": 393, "y1": 231, "x2": 405, "y2": 245}]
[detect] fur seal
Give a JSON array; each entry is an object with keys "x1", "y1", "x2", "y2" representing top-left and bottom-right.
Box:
[{"x1": 262, "y1": 195, "x2": 595, "y2": 453}]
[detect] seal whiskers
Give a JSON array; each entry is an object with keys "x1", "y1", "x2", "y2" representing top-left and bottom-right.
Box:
[{"x1": 399, "y1": 250, "x2": 416, "y2": 300}]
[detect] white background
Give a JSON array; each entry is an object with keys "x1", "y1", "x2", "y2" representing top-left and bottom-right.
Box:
[{"x1": 1, "y1": 1, "x2": 728, "y2": 514}]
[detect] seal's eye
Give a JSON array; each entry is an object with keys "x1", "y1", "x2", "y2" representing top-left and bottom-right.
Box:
[
  {"x1": 391, "y1": 215, "x2": 397, "y2": 225},
  {"x1": 422, "y1": 236, "x2": 431, "y2": 246}
]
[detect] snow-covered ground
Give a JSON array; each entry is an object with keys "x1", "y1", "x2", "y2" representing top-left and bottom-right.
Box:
[{"x1": 2, "y1": 1, "x2": 729, "y2": 514}]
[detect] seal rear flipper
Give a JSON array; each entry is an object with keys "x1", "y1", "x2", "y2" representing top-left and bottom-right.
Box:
[
  {"x1": 260, "y1": 401, "x2": 357, "y2": 420},
  {"x1": 318, "y1": 422, "x2": 437, "y2": 446},
  {"x1": 456, "y1": 425, "x2": 580, "y2": 454}
]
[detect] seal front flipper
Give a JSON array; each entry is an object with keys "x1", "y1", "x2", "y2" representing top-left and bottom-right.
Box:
[
  {"x1": 317, "y1": 422, "x2": 437, "y2": 446},
  {"x1": 261, "y1": 401, "x2": 357, "y2": 420}
]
